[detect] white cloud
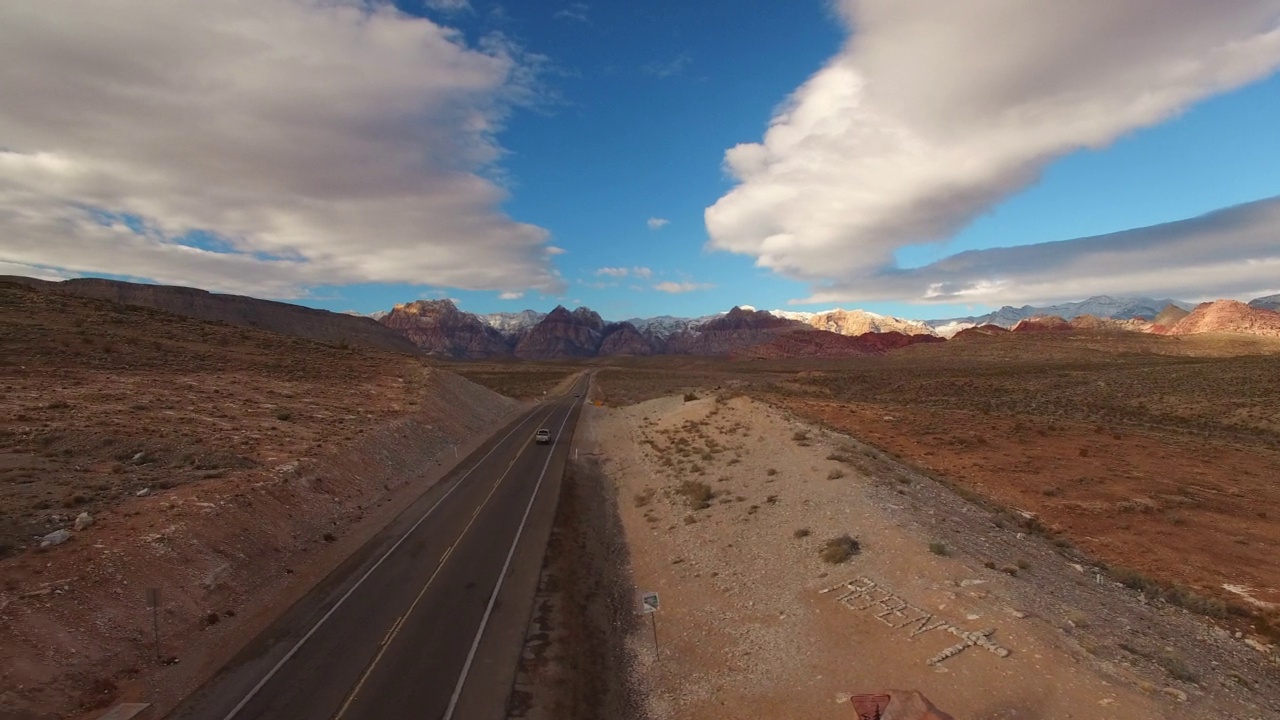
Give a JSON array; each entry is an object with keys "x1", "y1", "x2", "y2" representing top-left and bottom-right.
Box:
[
  {"x1": 646, "y1": 217, "x2": 670, "y2": 230},
  {"x1": 632, "y1": 266, "x2": 653, "y2": 278},
  {"x1": 596, "y1": 266, "x2": 630, "y2": 277},
  {"x1": 706, "y1": 0, "x2": 1280, "y2": 301},
  {"x1": 799, "y1": 197, "x2": 1280, "y2": 306},
  {"x1": 0, "y1": 0, "x2": 563, "y2": 299},
  {"x1": 654, "y1": 281, "x2": 714, "y2": 294},
  {"x1": 424, "y1": 0, "x2": 471, "y2": 13},
  {"x1": 0, "y1": 261, "x2": 78, "y2": 282},
  {"x1": 643, "y1": 53, "x2": 692, "y2": 79},
  {"x1": 545, "y1": 245, "x2": 568, "y2": 255},
  {"x1": 554, "y1": 3, "x2": 589, "y2": 22},
  {"x1": 498, "y1": 291, "x2": 523, "y2": 300}
]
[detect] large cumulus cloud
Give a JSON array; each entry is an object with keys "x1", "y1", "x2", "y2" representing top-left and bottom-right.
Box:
[
  {"x1": 705, "y1": 0, "x2": 1280, "y2": 305},
  {"x1": 0, "y1": 0, "x2": 563, "y2": 297}
]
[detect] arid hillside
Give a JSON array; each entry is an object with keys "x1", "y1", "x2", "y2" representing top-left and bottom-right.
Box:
[
  {"x1": 0, "y1": 282, "x2": 517, "y2": 718},
  {"x1": 590, "y1": 332, "x2": 1280, "y2": 653}
]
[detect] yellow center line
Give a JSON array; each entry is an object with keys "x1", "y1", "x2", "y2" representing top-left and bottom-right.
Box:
[{"x1": 330, "y1": 407, "x2": 558, "y2": 720}]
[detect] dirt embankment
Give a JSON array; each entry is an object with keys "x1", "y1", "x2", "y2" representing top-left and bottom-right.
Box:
[
  {"x1": 587, "y1": 391, "x2": 1280, "y2": 720},
  {"x1": 0, "y1": 285, "x2": 520, "y2": 719},
  {"x1": 508, "y1": 450, "x2": 644, "y2": 720}
]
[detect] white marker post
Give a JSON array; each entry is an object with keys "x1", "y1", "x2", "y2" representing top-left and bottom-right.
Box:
[{"x1": 640, "y1": 591, "x2": 660, "y2": 658}]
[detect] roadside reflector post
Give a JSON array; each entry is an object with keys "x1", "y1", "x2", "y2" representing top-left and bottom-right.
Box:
[{"x1": 146, "y1": 587, "x2": 161, "y2": 663}]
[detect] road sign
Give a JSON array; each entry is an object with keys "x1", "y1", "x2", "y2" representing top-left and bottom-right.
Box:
[{"x1": 640, "y1": 591, "x2": 659, "y2": 614}]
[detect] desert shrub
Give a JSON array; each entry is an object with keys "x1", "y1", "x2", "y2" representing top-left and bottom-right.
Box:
[
  {"x1": 821, "y1": 534, "x2": 860, "y2": 564},
  {"x1": 275, "y1": 410, "x2": 293, "y2": 421},
  {"x1": 827, "y1": 468, "x2": 846, "y2": 480},
  {"x1": 677, "y1": 480, "x2": 713, "y2": 510},
  {"x1": 633, "y1": 489, "x2": 654, "y2": 507},
  {"x1": 766, "y1": 468, "x2": 778, "y2": 476},
  {"x1": 928, "y1": 541, "x2": 949, "y2": 556},
  {"x1": 792, "y1": 430, "x2": 809, "y2": 442},
  {"x1": 683, "y1": 392, "x2": 698, "y2": 402},
  {"x1": 793, "y1": 528, "x2": 811, "y2": 539},
  {"x1": 1016, "y1": 558, "x2": 1030, "y2": 570}
]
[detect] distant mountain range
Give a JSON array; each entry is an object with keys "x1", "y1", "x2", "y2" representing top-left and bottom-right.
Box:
[
  {"x1": 6, "y1": 276, "x2": 1277, "y2": 360},
  {"x1": 925, "y1": 295, "x2": 1195, "y2": 337}
]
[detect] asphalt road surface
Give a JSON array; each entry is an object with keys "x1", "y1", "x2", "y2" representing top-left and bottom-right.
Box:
[{"x1": 167, "y1": 374, "x2": 591, "y2": 720}]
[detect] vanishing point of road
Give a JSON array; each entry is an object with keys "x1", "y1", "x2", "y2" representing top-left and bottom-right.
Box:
[{"x1": 167, "y1": 374, "x2": 592, "y2": 720}]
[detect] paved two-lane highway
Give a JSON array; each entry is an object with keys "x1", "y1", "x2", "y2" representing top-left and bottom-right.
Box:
[{"x1": 168, "y1": 374, "x2": 592, "y2": 720}]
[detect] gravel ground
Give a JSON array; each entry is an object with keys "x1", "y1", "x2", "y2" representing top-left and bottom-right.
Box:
[{"x1": 584, "y1": 392, "x2": 1280, "y2": 720}]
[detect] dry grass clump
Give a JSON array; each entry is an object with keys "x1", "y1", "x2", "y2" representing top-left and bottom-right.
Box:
[
  {"x1": 821, "y1": 534, "x2": 860, "y2": 564},
  {"x1": 676, "y1": 479, "x2": 713, "y2": 510}
]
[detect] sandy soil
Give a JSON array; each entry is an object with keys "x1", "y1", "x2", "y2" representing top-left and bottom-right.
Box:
[
  {"x1": 582, "y1": 392, "x2": 1280, "y2": 719},
  {"x1": 0, "y1": 286, "x2": 520, "y2": 719}
]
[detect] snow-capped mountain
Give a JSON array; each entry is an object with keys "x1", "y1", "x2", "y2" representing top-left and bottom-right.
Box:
[
  {"x1": 925, "y1": 295, "x2": 1192, "y2": 336},
  {"x1": 624, "y1": 313, "x2": 722, "y2": 339},
  {"x1": 478, "y1": 309, "x2": 546, "y2": 335}
]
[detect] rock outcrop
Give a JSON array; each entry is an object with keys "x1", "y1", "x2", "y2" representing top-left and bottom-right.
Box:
[
  {"x1": 380, "y1": 300, "x2": 512, "y2": 358},
  {"x1": 788, "y1": 308, "x2": 935, "y2": 337},
  {"x1": 1146, "y1": 304, "x2": 1191, "y2": 334},
  {"x1": 735, "y1": 329, "x2": 942, "y2": 359},
  {"x1": 598, "y1": 322, "x2": 659, "y2": 356},
  {"x1": 1161, "y1": 300, "x2": 1280, "y2": 338},
  {"x1": 2, "y1": 276, "x2": 420, "y2": 355},
  {"x1": 952, "y1": 324, "x2": 1010, "y2": 340},
  {"x1": 1012, "y1": 315, "x2": 1073, "y2": 332},
  {"x1": 514, "y1": 306, "x2": 607, "y2": 359},
  {"x1": 665, "y1": 307, "x2": 809, "y2": 355}
]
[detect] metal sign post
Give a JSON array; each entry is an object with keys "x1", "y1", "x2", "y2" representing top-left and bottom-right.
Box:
[
  {"x1": 146, "y1": 588, "x2": 161, "y2": 663},
  {"x1": 639, "y1": 591, "x2": 660, "y2": 657}
]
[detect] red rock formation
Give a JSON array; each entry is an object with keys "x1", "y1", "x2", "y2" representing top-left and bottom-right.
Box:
[
  {"x1": 665, "y1": 307, "x2": 809, "y2": 355},
  {"x1": 514, "y1": 306, "x2": 606, "y2": 359},
  {"x1": 1146, "y1": 304, "x2": 1192, "y2": 334},
  {"x1": 380, "y1": 300, "x2": 511, "y2": 358},
  {"x1": 1011, "y1": 315, "x2": 1072, "y2": 332},
  {"x1": 952, "y1": 324, "x2": 1010, "y2": 340},
  {"x1": 734, "y1": 330, "x2": 875, "y2": 359},
  {"x1": 735, "y1": 329, "x2": 944, "y2": 359},
  {"x1": 1164, "y1": 300, "x2": 1280, "y2": 337},
  {"x1": 598, "y1": 322, "x2": 658, "y2": 356},
  {"x1": 852, "y1": 331, "x2": 946, "y2": 352}
]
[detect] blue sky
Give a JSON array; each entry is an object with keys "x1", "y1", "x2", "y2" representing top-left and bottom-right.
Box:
[{"x1": 3, "y1": 0, "x2": 1279, "y2": 321}]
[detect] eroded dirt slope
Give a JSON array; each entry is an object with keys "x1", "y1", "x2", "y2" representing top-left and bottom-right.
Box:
[{"x1": 0, "y1": 284, "x2": 517, "y2": 718}]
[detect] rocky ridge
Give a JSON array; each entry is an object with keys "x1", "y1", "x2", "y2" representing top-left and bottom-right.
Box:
[
  {"x1": 1160, "y1": 300, "x2": 1280, "y2": 338},
  {"x1": 3, "y1": 276, "x2": 419, "y2": 355}
]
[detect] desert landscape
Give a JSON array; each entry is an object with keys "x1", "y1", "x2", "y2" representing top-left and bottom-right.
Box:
[
  {"x1": 0, "y1": 282, "x2": 524, "y2": 718},
  {"x1": 4, "y1": 277, "x2": 1280, "y2": 720}
]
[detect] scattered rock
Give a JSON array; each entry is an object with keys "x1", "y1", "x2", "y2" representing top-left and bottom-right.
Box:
[
  {"x1": 131, "y1": 452, "x2": 149, "y2": 465},
  {"x1": 40, "y1": 529, "x2": 71, "y2": 547},
  {"x1": 1244, "y1": 638, "x2": 1272, "y2": 655},
  {"x1": 1160, "y1": 687, "x2": 1187, "y2": 703},
  {"x1": 73, "y1": 512, "x2": 94, "y2": 531},
  {"x1": 135, "y1": 488, "x2": 151, "y2": 497}
]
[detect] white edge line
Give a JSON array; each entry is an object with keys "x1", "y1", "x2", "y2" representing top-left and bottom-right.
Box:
[
  {"x1": 442, "y1": 381, "x2": 584, "y2": 720},
  {"x1": 218, "y1": 405, "x2": 552, "y2": 720}
]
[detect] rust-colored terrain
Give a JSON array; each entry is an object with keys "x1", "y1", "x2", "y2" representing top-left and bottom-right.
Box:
[
  {"x1": 0, "y1": 282, "x2": 517, "y2": 718},
  {"x1": 587, "y1": 331, "x2": 1280, "y2": 646}
]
